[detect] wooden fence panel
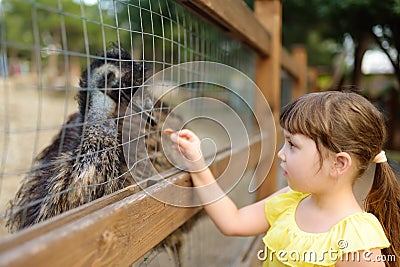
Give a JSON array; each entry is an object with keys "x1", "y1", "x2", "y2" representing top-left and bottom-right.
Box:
[
  {"x1": 0, "y1": 136, "x2": 263, "y2": 266},
  {"x1": 0, "y1": 1, "x2": 309, "y2": 266},
  {"x1": 175, "y1": 0, "x2": 271, "y2": 57}
]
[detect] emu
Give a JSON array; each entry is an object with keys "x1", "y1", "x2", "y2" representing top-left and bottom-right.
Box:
[{"x1": 6, "y1": 46, "x2": 180, "y2": 232}]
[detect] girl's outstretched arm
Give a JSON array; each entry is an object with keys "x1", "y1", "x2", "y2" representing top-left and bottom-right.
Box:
[{"x1": 167, "y1": 129, "x2": 288, "y2": 236}]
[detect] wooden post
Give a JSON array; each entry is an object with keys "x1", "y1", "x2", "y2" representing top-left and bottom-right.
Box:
[
  {"x1": 292, "y1": 45, "x2": 307, "y2": 98},
  {"x1": 254, "y1": 0, "x2": 282, "y2": 201},
  {"x1": 308, "y1": 67, "x2": 319, "y2": 92}
]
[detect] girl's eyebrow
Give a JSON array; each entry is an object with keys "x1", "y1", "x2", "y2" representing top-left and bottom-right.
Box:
[
  {"x1": 283, "y1": 131, "x2": 293, "y2": 139},
  {"x1": 284, "y1": 134, "x2": 291, "y2": 140},
  {"x1": 284, "y1": 132, "x2": 299, "y2": 145}
]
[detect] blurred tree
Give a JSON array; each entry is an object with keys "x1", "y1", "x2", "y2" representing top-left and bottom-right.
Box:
[
  {"x1": 282, "y1": 0, "x2": 400, "y2": 89},
  {"x1": 2, "y1": 0, "x2": 114, "y2": 75},
  {"x1": 2, "y1": 0, "x2": 253, "y2": 81},
  {"x1": 282, "y1": 0, "x2": 400, "y2": 149},
  {"x1": 4, "y1": 0, "x2": 399, "y2": 85},
  {"x1": 281, "y1": 0, "x2": 337, "y2": 68}
]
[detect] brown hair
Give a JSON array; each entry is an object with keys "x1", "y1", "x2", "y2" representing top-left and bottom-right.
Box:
[{"x1": 279, "y1": 90, "x2": 400, "y2": 266}]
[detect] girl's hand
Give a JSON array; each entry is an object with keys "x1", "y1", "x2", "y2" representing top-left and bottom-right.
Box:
[{"x1": 164, "y1": 129, "x2": 206, "y2": 172}]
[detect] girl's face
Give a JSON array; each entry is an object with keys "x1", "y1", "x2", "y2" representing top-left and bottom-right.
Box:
[{"x1": 277, "y1": 130, "x2": 331, "y2": 193}]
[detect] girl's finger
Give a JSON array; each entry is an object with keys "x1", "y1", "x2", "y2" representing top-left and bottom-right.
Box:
[
  {"x1": 163, "y1": 128, "x2": 175, "y2": 135},
  {"x1": 176, "y1": 129, "x2": 194, "y2": 138}
]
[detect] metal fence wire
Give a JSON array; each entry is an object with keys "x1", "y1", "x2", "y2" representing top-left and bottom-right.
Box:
[
  {"x1": 0, "y1": 1, "x2": 257, "y2": 264},
  {"x1": 0, "y1": 0, "x2": 262, "y2": 266}
]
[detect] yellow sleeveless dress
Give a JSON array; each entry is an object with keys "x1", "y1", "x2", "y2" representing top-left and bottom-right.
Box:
[{"x1": 262, "y1": 190, "x2": 390, "y2": 267}]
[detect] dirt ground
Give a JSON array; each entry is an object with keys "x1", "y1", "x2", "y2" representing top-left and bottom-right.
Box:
[{"x1": 0, "y1": 74, "x2": 78, "y2": 237}]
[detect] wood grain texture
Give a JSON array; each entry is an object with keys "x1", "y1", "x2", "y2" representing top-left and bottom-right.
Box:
[
  {"x1": 0, "y1": 136, "x2": 263, "y2": 267},
  {"x1": 175, "y1": 0, "x2": 271, "y2": 56},
  {"x1": 281, "y1": 48, "x2": 300, "y2": 80},
  {"x1": 176, "y1": 0, "x2": 301, "y2": 80},
  {"x1": 254, "y1": 0, "x2": 282, "y2": 200}
]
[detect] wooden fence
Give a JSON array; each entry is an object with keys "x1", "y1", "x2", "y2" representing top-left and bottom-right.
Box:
[{"x1": 0, "y1": 0, "x2": 311, "y2": 266}]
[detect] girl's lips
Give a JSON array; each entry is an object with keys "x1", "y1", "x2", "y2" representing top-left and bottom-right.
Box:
[{"x1": 280, "y1": 164, "x2": 287, "y2": 176}]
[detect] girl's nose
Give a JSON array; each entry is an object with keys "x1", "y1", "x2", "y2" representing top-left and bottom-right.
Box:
[{"x1": 277, "y1": 146, "x2": 286, "y2": 162}]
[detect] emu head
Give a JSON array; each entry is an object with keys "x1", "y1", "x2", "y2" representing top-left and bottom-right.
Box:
[{"x1": 79, "y1": 46, "x2": 156, "y2": 125}]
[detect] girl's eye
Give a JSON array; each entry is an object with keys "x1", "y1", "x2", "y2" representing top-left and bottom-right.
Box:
[{"x1": 288, "y1": 140, "x2": 295, "y2": 149}]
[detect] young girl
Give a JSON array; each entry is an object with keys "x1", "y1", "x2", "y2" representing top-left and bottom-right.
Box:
[{"x1": 167, "y1": 90, "x2": 400, "y2": 267}]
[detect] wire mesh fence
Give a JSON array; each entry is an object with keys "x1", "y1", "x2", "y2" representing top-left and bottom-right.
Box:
[{"x1": 1, "y1": 1, "x2": 258, "y2": 263}]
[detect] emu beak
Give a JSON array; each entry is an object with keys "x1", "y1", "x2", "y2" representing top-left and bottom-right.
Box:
[{"x1": 121, "y1": 91, "x2": 157, "y2": 126}]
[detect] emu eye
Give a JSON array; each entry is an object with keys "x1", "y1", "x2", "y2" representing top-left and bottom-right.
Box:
[
  {"x1": 106, "y1": 72, "x2": 119, "y2": 87},
  {"x1": 106, "y1": 72, "x2": 113, "y2": 80}
]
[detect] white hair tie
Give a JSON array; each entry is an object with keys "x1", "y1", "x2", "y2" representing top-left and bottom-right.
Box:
[{"x1": 373, "y1": 151, "x2": 387, "y2": 163}]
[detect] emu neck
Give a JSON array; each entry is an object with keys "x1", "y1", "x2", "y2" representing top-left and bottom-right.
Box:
[{"x1": 86, "y1": 90, "x2": 116, "y2": 121}]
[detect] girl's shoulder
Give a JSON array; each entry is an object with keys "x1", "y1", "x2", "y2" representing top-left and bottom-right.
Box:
[{"x1": 331, "y1": 212, "x2": 390, "y2": 253}]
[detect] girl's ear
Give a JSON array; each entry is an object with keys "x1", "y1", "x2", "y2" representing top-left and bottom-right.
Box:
[{"x1": 331, "y1": 152, "x2": 352, "y2": 176}]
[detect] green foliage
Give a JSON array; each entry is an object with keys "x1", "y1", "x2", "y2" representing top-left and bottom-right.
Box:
[
  {"x1": 2, "y1": 0, "x2": 251, "y2": 75},
  {"x1": 282, "y1": 0, "x2": 400, "y2": 73},
  {"x1": 395, "y1": 0, "x2": 400, "y2": 14},
  {"x1": 6, "y1": 0, "x2": 397, "y2": 77},
  {"x1": 3, "y1": 0, "x2": 117, "y2": 57}
]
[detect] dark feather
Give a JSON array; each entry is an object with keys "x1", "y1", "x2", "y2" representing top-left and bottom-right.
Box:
[{"x1": 6, "y1": 46, "x2": 181, "y2": 232}]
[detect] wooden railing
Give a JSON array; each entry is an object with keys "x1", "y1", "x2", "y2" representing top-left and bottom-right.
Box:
[
  {"x1": 0, "y1": 135, "x2": 264, "y2": 266},
  {"x1": 0, "y1": 1, "x2": 309, "y2": 266}
]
